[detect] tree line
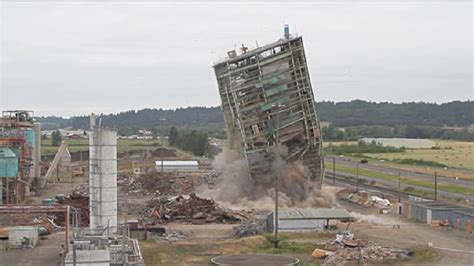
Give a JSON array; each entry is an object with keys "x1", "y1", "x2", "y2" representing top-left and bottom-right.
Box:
[
  {"x1": 317, "y1": 100, "x2": 473, "y2": 127},
  {"x1": 36, "y1": 100, "x2": 473, "y2": 129},
  {"x1": 35, "y1": 100, "x2": 474, "y2": 141},
  {"x1": 322, "y1": 124, "x2": 474, "y2": 141}
]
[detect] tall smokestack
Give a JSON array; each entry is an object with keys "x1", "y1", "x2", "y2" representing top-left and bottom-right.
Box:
[{"x1": 89, "y1": 116, "x2": 117, "y2": 234}]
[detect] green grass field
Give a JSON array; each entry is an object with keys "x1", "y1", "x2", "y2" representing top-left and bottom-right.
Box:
[
  {"x1": 42, "y1": 138, "x2": 165, "y2": 155},
  {"x1": 335, "y1": 164, "x2": 474, "y2": 196},
  {"x1": 325, "y1": 139, "x2": 474, "y2": 181},
  {"x1": 324, "y1": 140, "x2": 474, "y2": 171},
  {"x1": 364, "y1": 140, "x2": 474, "y2": 171}
]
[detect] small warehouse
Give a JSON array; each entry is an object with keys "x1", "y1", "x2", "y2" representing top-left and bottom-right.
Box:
[
  {"x1": 452, "y1": 209, "x2": 474, "y2": 233},
  {"x1": 267, "y1": 208, "x2": 352, "y2": 232},
  {"x1": 8, "y1": 226, "x2": 39, "y2": 248},
  {"x1": 155, "y1": 160, "x2": 199, "y2": 172},
  {"x1": 409, "y1": 201, "x2": 471, "y2": 225}
]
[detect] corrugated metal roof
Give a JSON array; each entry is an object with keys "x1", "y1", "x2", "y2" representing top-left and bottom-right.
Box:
[
  {"x1": 279, "y1": 219, "x2": 325, "y2": 231},
  {"x1": 276, "y1": 208, "x2": 352, "y2": 220},
  {"x1": 453, "y1": 208, "x2": 474, "y2": 216},
  {"x1": 154, "y1": 160, "x2": 198, "y2": 166}
]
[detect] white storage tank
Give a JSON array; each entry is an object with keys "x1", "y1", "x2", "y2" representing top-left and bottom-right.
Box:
[{"x1": 89, "y1": 126, "x2": 117, "y2": 234}]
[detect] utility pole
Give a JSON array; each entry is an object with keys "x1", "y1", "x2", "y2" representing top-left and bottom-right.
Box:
[
  {"x1": 333, "y1": 157, "x2": 336, "y2": 185},
  {"x1": 122, "y1": 192, "x2": 128, "y2": 265},
  {"x1": 398, "y1": 166, "x2": 401, "y2": 204},
  {"x1": 72, "y1": 243, "x2": 77, "y2": 266},
  {"x1": 160, "y1": 133, "x2": 164, "y2": 173},
  {"x1": 273, "y1": 104, "x2": 283, "y2": 248},
  {"x1": 356, "y1": 161, "x2": 359, "y2": 192},
  {"x1": 434, "y1": 171, "x2": 438, "y2": 201}
]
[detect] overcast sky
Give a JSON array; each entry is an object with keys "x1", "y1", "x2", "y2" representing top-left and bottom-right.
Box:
[{"x1": 1, "y1": 2, "x2": 472, "y2": 117}]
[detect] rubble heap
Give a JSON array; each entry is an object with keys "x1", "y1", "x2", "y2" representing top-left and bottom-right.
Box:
[
  {"x1": 231, "y1": 222, "x2": 265, "y2": 238},
  {"x1": 319, "y1": 232, "x2": 411, "y2": 265},
  {"x1": 57, "y1": 194, "x2": 90, "y2": 226},
  {"x1": 55, "y1": 183, "x2": 90, "y2": 227},
  {"x1": 323, "y1": 245, "x2": 410, "y2": 265},
  {"x1": 140, "y1": 193, "x2": 245, "y2": 225},
  {"x1": 126, "y1": 171, "x2": 202, "y2": 196}
]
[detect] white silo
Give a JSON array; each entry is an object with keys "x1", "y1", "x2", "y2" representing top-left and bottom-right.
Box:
[{"x1": 89, "y1": 118, "x2": 117, "y2": 233}]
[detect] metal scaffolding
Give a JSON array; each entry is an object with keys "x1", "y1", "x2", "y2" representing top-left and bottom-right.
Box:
[{"x1": 213, "y1": 34, "x2": 324, "y2": 188}]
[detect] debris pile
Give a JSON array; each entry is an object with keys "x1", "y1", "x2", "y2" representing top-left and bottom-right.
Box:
[
  {"x1": 126, "y1": 171, "x2": 202, "y2": 196},
  {"x1": 31, "y1": 216, "x2": 60, "y2": 235},
  {"x1": 323, "y1": 245, "x2": 410, "y2": 265},
  {"x1": 71, "y1": 183, "x2": 89, "y2": 197},
  {"x1": 202, "y1": 171, "x2": 220, "y2": 188},
  {"x1": 162, "y1": 230, "x2": 187, "y2": 241},
  {"x1": 57, "y1": 194, "x2": 90, "y2": 226},
  {"x1": 140, "y1": 193, "x2": 245, "y2": 225},
  {"x1": 344, "y1": 191, "x2": 394, "y2": 213},
  {"x1": 59, "y1": 195, "x2": 89, "y2": 225},
  {"x1": 318, "y1": 232, "x2": 411, "y2": 265},
  {"x1": 231, "y1": 222, "x2": 265, "y2": 238}
]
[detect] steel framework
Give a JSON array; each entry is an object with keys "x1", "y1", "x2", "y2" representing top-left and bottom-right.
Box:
[{"x1": 213, "y1": 35, "x2": 324, "y2": 188}]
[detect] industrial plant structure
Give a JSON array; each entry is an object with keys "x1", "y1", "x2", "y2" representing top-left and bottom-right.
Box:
[
  {"x1": 0, "y1": 111, "x2": 41, "y2": 204},
  {"x1": 65, "y1": 115, "x2": 143, "y2": 265},
  {"x1": 213, "y1": 26, "x2": 324, "y2": 188}
]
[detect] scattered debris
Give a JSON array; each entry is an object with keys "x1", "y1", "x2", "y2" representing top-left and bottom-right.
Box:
[
  {"x1": 345, "y1": 191, "x2": 394, "y2": 212},
  {"x1": 125, "y1": 171, "x2": 204, "y2": 196},
  {"x1": 231, "y1": 222, "x2": 264, "y2": 238},
  {"x1": 140, "y1": 193, "x2": 246, "y2": 225},
  {"x1": 333, "y1": 231, "x2": 354, "y2": 244},
  {"x1": 57, "y1": 194, "x2": 90, "y2": 227},
  {"x1": 320, "y1": 232, "x2": 411, "y2": 265},
  {"x1": 312, "y1": 248, "x2": 334, "y2": 259},
  {"x1": 163, "y1": 230, "x2": 187, "y2": 241}
]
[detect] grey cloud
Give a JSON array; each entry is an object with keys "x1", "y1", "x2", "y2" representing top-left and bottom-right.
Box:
[{"x1": 1, "y1": 2, "x2": 472, "y2": 116}]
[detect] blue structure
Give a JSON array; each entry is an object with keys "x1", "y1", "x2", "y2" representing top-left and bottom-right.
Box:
[
  {"x1": 0, "y1": 147, "x2": 19, "y2": 178},
  {"x1": 410, "y1": 201, "x2": 473, "y2": 226},
  {"x1": 0, "y1": 147, "x2": 19, "y2": 205},
  {"x1": 24, "y1": 129, "x2": 35, "y2": 146}
]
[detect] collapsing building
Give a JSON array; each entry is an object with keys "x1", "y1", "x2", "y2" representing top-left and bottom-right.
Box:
[{"x1": 213, "y1": 26, "x2": 324, "y2": 192}]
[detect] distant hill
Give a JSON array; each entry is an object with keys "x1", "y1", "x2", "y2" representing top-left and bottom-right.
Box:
[
  {"x1": 35, "y1": 100, "x2": 474, "y2": 130},
  {"x1": 317, "y1": 100, "x2": 474, "y2": 127}
]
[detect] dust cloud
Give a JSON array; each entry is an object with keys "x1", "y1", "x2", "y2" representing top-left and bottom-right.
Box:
[
  {"x1": 350, "y1": 211, "x2": 386, "y2": 225},
  {"x1": 197, "y1": 147, "x2": 335, "y2": 210}
]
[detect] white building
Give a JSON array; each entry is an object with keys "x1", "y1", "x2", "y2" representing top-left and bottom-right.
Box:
[
  {"x1": 267, "y1": 208, "x2": 352, "y2": 232},
  {"x1": 155, "y1": 160, "x2": 199, "y2": 172}
]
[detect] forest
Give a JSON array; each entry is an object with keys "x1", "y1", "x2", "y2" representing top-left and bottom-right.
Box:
[{"x1": 36, "y1": 100, "x2": 474, "y2": 141}]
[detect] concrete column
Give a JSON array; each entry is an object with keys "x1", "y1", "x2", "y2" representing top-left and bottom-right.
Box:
[{"x1": 89, "y1": 127, "x2": 117, "y2": 234}]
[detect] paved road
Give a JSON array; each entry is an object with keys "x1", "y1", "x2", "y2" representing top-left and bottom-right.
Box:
[
  {"x1": 0, "y1": 232, "x2": 64, "y2": 266},
  {"x1": 325, "y1": 156, "x2": 474, "y2": 188}
]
